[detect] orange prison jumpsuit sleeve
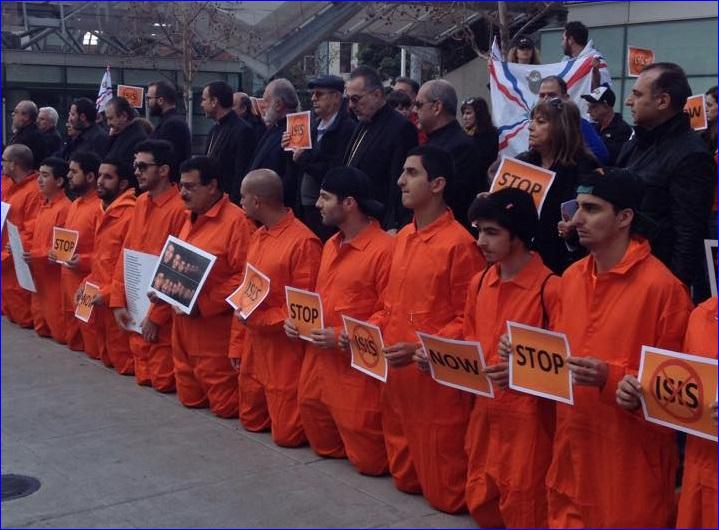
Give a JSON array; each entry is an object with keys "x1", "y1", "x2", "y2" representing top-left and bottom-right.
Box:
[
  {"x1": 547, "y1": 239, "x2": 692, "y2": 528},
  {"x1": 83, "y1": 189, "x2": 136, "y2": 374},
  {"x1": 676, "y1": 297, "x2": 718, "y2": 529},
  {"x1": 29, "y1": 193, "x2": 71, "y2": 342},
  {"x1": 171, "y1": 197, "x2": 254, "y2": 419},
  {"x1": 238, "y1": 210, "x2": 322, "y2": 447},
  {"x1": 108, "y1": 186, "x2": 187, "y2": 391},
  {"x1": 298, "y1": 221, "x2": 393, "y2": 475},
  {"x1": 380, "y1": 210, "x2": 484, "y2": 514},
  {"x1": 2, "y1": 173, "x2": 42, "y2": 327},
  {"x1": 463, "y1": 254, "x2": 559, "y2": 528},
  {"x1": 60, "y1": 191, "x2": 102, "y2": 356}
]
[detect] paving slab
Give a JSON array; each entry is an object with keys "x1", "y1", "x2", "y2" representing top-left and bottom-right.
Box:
[{"x1": 1, "y1": 318, "x2": 475, "y2": 528}]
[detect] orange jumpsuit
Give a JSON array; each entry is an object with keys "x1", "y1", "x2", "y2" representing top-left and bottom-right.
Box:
[
  {"x1": 548, "y1": 238, "x2": 692, "y2": 528},
  {"x1": 109, "y1": 186, "x2": 186, "y2": 392},
  {"x1": 29, "y1": 192, "x2": 71, "y2": 342},
  {"x1": 298, "y1": 220, "x2": 393, "y2": 475},
  {"x1": 236, "y1": 210, "x2": 322, "y2": 447},
  {"x1": 82, "y1": 188, "x2": 136, "y2": 374},
  {"x1": 171, "y1": 194, "x2": 254, "y2": 418},
  {"x1": 1, "y1": 172, "x2": 41, "y2": 328},
  {"x1": 676, "y1": 296, "x2": 718, "y2": 529},
  {"x1": 61, "y1": 191, "x2": 102, "y2": 356},
  {"x1": 463, "y1": 253, "x2": 559, "y2": 527},
  {"x1": 379, "y1": 209, "x2": 484, "y2": 513}
]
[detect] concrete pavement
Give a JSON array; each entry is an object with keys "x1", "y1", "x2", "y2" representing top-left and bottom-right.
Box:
[{"x1": 1, "y1": 318, "x2": 476, "y2": 528}]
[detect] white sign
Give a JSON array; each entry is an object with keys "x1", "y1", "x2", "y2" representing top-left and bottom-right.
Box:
[
  {"x1": 123, "y1": 249, "x2": 159, "y2": 333},
  {"x1": 7, "y1": 221, "x2": 36, "y2": 293}
]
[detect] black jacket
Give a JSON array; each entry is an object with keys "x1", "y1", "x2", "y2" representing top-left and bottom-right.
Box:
[
  {"x1": 343, "y1": 104, "x2": 418, "y2": 229},
  {"x1": 471, "y1": 127, "x2": 499, "y2": 185},
  {"x1": 206, "y1": 111, "x2": 256, "y2": 203},
  {"x1": 10, "y1": 123, "x2": 47, "y2": 168},
  {"x1": 616, "y1": 112, "x2": 714, "y2": 286},
  {"x1": 294, "y1": 110, "x2": 357, "y2": 204},
  {"x1": 62, "y1": 124, "x2": 110, "y2": 161},
  {"x1": 106, "y1": 120, "x2": 149, "y2": 168},
  {"x1": 244, "y1": 113, "x2": 267, "y2": 146},
  {"x1": 516, "y1": 150, "x2": 599, "y2": 274},
  {"x1": 426, "y1": 120, "x2": 489, "y2": 229},
  {"x1": 151, "y1": 109, "x2": 192, "y2": 168},
  {"x1": 595, "y1": 113, "x2": 632, "y2": 166},
  {"x1": 42, "y1": 128, "x2": 63, "y2": 158},
  {"x1": 250, "y1": 116, "x2": 297, "y2": 208}
]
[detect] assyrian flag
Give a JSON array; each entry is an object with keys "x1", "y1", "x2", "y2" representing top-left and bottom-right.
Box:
[
  {"x1": 96, "y1": 67, "x2": 113, "y2": 113},
  {"x1": 489, "y1": 39, "x2": 595, "y2": 157}
]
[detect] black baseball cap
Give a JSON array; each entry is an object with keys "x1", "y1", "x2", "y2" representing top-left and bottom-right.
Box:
[
  {"x1": 308, "y1": 75, "x2": 345, "y2": 93},
  {"x1": 515, "y1": 36, "x2": 534, "y2": 49},
  {"x1": 468, "y1": 187, "x2": 539, "y2": 247},
  {"x1": 576, "y1": 167, "x2": 643, "y2": 211},
  {"x1": 581, "y1": 85, "x2": 616, "y2": 107},
  {"x1": 320, "y1": 167, "x2": 384, "y2": 220}
]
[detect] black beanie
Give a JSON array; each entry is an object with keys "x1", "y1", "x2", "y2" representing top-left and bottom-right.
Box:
[{"x1": 467, "y1": 187, "x2": 539, "y2": 247}]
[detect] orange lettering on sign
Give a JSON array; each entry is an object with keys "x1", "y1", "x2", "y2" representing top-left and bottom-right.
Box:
[
  {"x1": 490, "y1": 157, "x2": 556, "y2": 215},
  {"x1": 285, "y1": 111, "x2": 313, "y2": 151},
  {"x1": 627, "y1": 46, "x2": 655, "y2": 77},
  {"x1": 638, "y1": 346, "x2": 717, "y2": 441},
  {"x1": 685, "y1": 94, "x2": 708, "y2": 131},
  {"x1": 507, "y1": 321, "x2": 573, "y2": 404},
  {"x1": 75, "y1": 282, "x2": 100, "y2": 323},
  {"x1": 286, "y1": 286, "x2": 323, "y2": 342},
  {"x1": 52, "y1": 226, "x2": 79, "y2": 263},
  {"x1": 343, "y1": 315, "x2": 388, "y2": 382},
  {"x1": 417, "y1": 332, "x2": 494, "y2": 397},
  {"x1": 226, "y1": 262, "x2": 271, "y2": 319}
]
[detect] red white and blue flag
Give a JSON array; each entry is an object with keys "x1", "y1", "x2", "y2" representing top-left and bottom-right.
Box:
[
  {"x1": 96, "y1": 66, "x2": 113, "y2": 113},
  {"x1": 489, "y1": 39, "x2": 605, "y2": 156}
]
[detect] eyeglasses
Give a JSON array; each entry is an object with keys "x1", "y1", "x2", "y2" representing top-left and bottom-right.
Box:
[
  {"x1": 347, "y1": 92, "x2": 368, "y2": 104},
  {"x1": 462, "y1": 98, "x2": 477, "y2": 106},
  {"x1": 145, "y1": 95, "x2": 159, "y2": 101},
  {"x1": 413, "y1": 99, "x2": 437, "y2": 109},
  {"x1": 133, "y1": 162, "x2": 158, "y2": 172}
]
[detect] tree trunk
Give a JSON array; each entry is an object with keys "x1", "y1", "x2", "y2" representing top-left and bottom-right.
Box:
[{"x1": 497, "y1": 1, "x2": 510, "y2": 60}]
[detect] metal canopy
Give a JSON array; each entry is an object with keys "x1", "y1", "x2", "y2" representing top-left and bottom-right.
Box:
[{"x1": 2, "y1": 2, "x2": 557, "y2": 79}]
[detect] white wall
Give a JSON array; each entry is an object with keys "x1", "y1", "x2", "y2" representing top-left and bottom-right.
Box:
[{"x1": 444, "y1": 55, "x2": 491, "y2": 118}]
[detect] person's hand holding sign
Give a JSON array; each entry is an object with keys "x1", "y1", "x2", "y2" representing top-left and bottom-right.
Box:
[
  {"x1": 497, "y1": 333, "x2": 512, "y2": 360},
  {"x1": 484, "y1": 362, "x2": 510, "y2": 390},
  {"x1": 412, "y1": 346, "x2": 430, "y2": 373},
  {"x1": 568, "y1": 356, "x2": 608, "y2": 387},
  {"x1": 284, "y1": 318, "x2": 300, "y2": 340},
  {"x1": 616, "y1": 374, "x2": 643, "y2": 411},
  {"x1": 310, "y1": 327, "x2": 338, "y2": 349},
  {"x1": 234, "y1": 309, "x2": 249, "y2": 326},
  {"x1": 338, "y1": 329, "x2": 350, "y2": 351},
  {"x1": 64, "y1": 253, "x2": 81, "y2": 270},
  {"x1": 383, "y1": 342, "x2": 419, "y2": 368}
]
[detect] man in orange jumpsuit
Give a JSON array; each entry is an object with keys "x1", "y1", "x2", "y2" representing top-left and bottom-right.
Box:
[
  {"x1": 77, "y1": 158, "x2": 136, "y2": 374},
  {"x1": 234, "y1": 168, "x2": 322, "y2": 447},
  {"x1": 461, "y1": 188, "x2": 559, "y2": 527},
  {"x1": 110, "y1": 140, "x2": 186, "y2": 392},
  {"x1": 543, "y1": 168, "x2": 692, "y2": 527},
  {"x1": 2, "y1": 145, "x2": 41, "y2": 328},
  {"x1": 158, "y1": 156, "x2": 254, "y2": 417},
  {"x1": 58, "y1": 151, "x2": 103, "y2": 356},
  {"x1": 379, "y1": 145, "x2": 484, "y2": 513},
  {"x1": 616, "y1": 295, "x2": 718, "y2": 528},
  {"x1": 284, "y1": 167, "x2": 392, "y2": 474},
  {"x1": 25, "y1": 157, "x2": 71, "y2": 342}
]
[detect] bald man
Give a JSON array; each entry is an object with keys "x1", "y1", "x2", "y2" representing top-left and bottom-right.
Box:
[
  {"x1": 2, "y1": 144, "x2": 42, "y2": 327},
  {"x1": 10, "y1": 100, "x2": 47, "y2": 168},
  {"x1": 232, "y1": 169, "x2": 322, "y2": 447}
]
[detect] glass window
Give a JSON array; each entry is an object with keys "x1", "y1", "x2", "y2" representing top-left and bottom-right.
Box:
[
  {"x1": 66, "y1": 67, "x2": 107, "y2": 85},
  {"x1": 6, "y1": 65, "x2": 62, "y2": 83},
  {"x1": 626, "y1": 19, "x2": 718, "y2": 76},
  {"x1": 124, "y1": 69, "x2": 176, "y2": 86}
]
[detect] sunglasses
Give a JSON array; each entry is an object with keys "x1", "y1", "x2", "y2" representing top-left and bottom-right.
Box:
[{"x1": 133, "y1": 162, "x2": 158, "y2": 172}]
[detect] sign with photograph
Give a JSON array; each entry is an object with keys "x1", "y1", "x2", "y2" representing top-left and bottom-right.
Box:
[{"x1": 148, "y1": 235, "x2": 216, "y2": 315}]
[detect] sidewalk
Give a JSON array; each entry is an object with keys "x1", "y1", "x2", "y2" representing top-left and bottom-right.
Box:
[{"x1": 1, "y1": 318, "x2": 475, "y2": 528}]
